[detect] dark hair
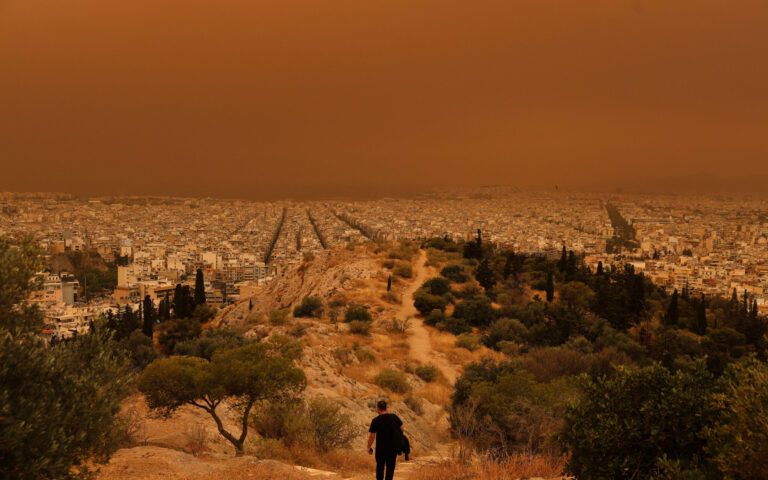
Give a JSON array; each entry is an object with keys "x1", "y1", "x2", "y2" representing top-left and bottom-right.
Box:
[{"x1": 377, "y1": 400, "x2": 387, "y2": 411}]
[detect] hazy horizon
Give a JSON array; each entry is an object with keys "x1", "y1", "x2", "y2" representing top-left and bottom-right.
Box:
[{"x1": 3, "y1": 1, "x2": 768, "y2": 199}]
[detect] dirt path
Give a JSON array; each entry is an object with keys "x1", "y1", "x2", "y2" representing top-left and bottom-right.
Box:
[{"x1": 397, "y1": 250, "x2": 459, "y2": 384}]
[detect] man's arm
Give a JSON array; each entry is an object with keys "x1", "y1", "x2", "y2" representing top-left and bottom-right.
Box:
[{"x1": 367, "y1": 432, "x2": 375, "y2": 453}]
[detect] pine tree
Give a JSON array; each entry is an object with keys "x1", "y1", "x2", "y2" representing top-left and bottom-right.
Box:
[
  {"x1": 142, "y1": 295, "x2": 156, "y2": 337},
  {"x1": 694, "y1": 294, "x2": 707, "y2": 335},
  {"x1": 387, "y1": 275, "x2": 392, "y2": 292},
  {"x1": 194, "y1": 269, "x2": 206, "y2": 306},
  {"x1": 545, "y1": 271, "x2": 554, "y2": 302},
  {"x1": 664, "y1": 289, "x2": 679, "y2": 327}
]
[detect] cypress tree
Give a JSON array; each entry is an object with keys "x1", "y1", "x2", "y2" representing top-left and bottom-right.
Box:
[
  {"x1": 752, "y1": 299, "x2": 759, "y2": 318},
  {"x1": 387, "y1": 275, "x2": 392, "y2": 292},
  {"x1": 559, "y1": 245, "x2": 567, "y2": 272},
  {"x1": 545, "y1": 271, "x2": 554, "y2": 302},
  {"x1": 596, "y1": 261, "x2": 603, "y2": 276},
  {"x1": 567, "y1": 250, "x2": 577, "y2": 278},
  {"x1": 194, "y1": 269, "x2": 206, "y2": 306},
  {"x1": 249, "y1": 299, "x2": 253, "y2": 311},
  {"x1": 694, "y1": 294, "x2": 707, "y2": 335},
  {"x1": 664, "y1": 289, "x2": 679, "y2": 327},
  {"x1": 142, "y1": 295, "x2": 156, "y2": 337}
]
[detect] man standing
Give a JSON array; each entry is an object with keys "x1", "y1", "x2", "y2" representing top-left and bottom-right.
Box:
[{"x1": 367, "y1": 400, "x2": 404, "y2": 480}]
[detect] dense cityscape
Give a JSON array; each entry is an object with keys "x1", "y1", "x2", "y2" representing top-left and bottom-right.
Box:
[{"x1": 1, "y1": 188, "x2": 766, "y2": 339}]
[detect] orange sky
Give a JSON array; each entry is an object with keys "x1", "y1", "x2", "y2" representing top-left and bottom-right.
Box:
[{"x1": 1, "y1": 0, "x2": 767, "y2": 199}]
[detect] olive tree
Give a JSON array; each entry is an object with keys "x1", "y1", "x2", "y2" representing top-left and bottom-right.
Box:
[{"x1": 138, "y1": 342, "x2": 306, "y2": 455}]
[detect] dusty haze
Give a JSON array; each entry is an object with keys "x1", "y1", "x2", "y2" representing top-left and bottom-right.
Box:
[{"x1": 2, "y1": 0, "x2": 768, "y2": 199}]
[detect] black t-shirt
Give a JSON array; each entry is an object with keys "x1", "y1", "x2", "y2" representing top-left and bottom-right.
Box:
[{"x1": 368, "y1": 413, "x2": 403, "y2": 454}]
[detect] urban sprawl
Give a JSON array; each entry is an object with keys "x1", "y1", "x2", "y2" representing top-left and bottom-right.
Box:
[{"x1": 2, "y1": 188, "x2": 767, "y2": 338}]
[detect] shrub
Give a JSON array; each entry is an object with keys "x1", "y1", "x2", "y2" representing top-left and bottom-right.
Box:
[
  {"x1": 441, "y1": 264, "x2": 469, "y2": 283},
  {"x1": 122, "y1": 329, "x2": 159, "y2": 369},
  {"x1": 306, "y1": 397, "x2": 360, "y2": 452},
  {"x1": 345, "y1": 305, "x2": 372, "y2": 323},
  {"x1": 191, "y1": 304, "x2": 217, "y2": 322},
  {"x1": 269, "y1": 308, "x2": 291, "y2": 326},
  {"x1": 293, "y1": 296, "x2": 324, "y2": 318},
  {"x1": 422, "y1": 277, "x2": 451, "y2": 296},
  {"x1": 348, "y1": 321, "x2": 371, "y2": 336},
  {"x1": 394, "y1": 263, "x2": 413, "y2": 279},
  {"x1": 560, "y1": 361, "x2": 720, "y2": 479},
  {"x1": 483, "y1": 318, "x2": 528, "y2": 350},
  {"x1": 710, "y1": 361, "x2": 768, "y2": 478},
  {"x1": 455, "y1": 333, "x2": 482, "y2": 351},
  {"x1": 157, "y1": 317, "x2": 202, "y2": 351},
  {"x1": 415, "y1": 364, "x2": 440, "y2": 382},
  {"x1": 374, "y1": 368, "x2": 411, "y2": 394},
  {"x1": 382, "y1": 259, "x2": 395, "y2": 269},
  {"x1": 453, "y1": 295, "x2": 497, "y2": 327},
  {"x1": 414, "y1": 291, "x2": 449, "y2": 316},
  {"x1": 252, "y1": 398, "x2": 359, "y2": 453},
  {"x1": 437, "y1": 315, "x2": 472, "y2": 335},
  {"x1": 452, "y1": 359, "x2": 573, "y2": 454},
  {"x1": 385, "y1": 317, "x2": 411, "y2": 334},
  {"x1": 0, "y1": 329, "x2": 132, "y2": 480},
  {"x1": 425, "y1": 308, "x2": 447, "y2": 327}
]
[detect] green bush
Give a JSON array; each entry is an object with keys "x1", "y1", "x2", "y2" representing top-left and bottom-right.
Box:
[
  {"x1": 440, "y1": 264, "x2": 469, "y2": 283},
  {"x1": 415, "y1": 364, "x2": 440, "y2": 382},
  {"x1": 157, "y1": 317, "x2": 202, "y2": 351},
  {"x1": 424, "y1": 308, "x2": 447, "y2": 327},
  {"x1": 422, "y1": 277, "x2": 451, "y2": 296},
  {"x1": 455, "y1": 333, "x2": 482, "y2": 351},
  {"x1": 0, "y1": 329, "x2": 132, "y2": 480},
  {"x1": 453, "y1": 295, "x2": 497, "y2": 327},
  {"x1": 437, "y1": 315, "x2": 472, "y2": 335},
  {"x1": 348, "y1": 320, "x2": 371, "y2": 336},
  {"x1": 252, "y1": 398, "x2": 360, "y2": 453},
  {"x1": 344, "y1": 305, "x2": 372, "y2": 323},
  {"x1": 374, "y1": 368, "x2": 411, "y2": 393},
  {"x1": 451, "y1": 359, "x2": 573, "y2": 454},
  {"x1": 293, "y1": 296, "x2": 324, "y2": 318},
  {"x1": 710, "y1": 361, "x2": 768, "y2": 478},
  {"x1": 482, "y1": 318, "x2": 528, "y2": 350},
  {"x1": 560, "y1": 361, "x2": 720, "y2": 479},
  {"x1": 413, "y1": 290, "x2": 449, "y2": 316}
]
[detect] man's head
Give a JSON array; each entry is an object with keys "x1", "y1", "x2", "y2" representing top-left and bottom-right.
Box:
[{"x1": 376, "y1": 400, "x2": 387, "y2": 413}]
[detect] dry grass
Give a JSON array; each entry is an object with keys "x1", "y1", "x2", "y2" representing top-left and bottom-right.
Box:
[
  {"x1": 254, "y1": 440, "x2": 374, "y2": 477},
  {"x1": 408, "y1": 453, "x2": 567, "y2": 480},
  {"x1": 417, "y1": 382, "x2": 453, "y2": 407},
  {"x1": 429, "y1": 330, "x2": 505, "y2": 367}
]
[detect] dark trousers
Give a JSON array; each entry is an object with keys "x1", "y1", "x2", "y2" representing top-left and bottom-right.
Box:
[{"x1": 375, "y1": 452, "x2": 397, "y2": 480}]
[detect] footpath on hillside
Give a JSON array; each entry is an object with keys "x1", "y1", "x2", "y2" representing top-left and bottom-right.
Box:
[{"x1": 397, "y1": 250, "x2": 459, "y2": 384}]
